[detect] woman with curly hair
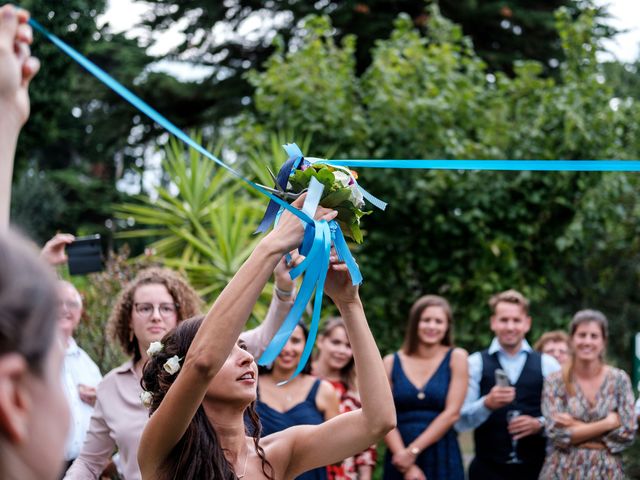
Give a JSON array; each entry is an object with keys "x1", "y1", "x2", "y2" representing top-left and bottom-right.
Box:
[
  {"x1": 66, "y1": 259, "x2": 298, "y2": 480},
  {"x1": 137, "y1": 199, "x2": 396, "y2": 480}
]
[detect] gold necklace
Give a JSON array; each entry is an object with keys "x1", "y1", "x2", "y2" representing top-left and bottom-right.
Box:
[{"x1": 236, "y1": 444, "x2": 249, "y2": 479}]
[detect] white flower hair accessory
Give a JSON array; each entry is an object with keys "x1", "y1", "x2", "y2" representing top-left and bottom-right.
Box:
[
  {"x1": 163, "y1": 355, "x2": 182, "y2": 375},
  {"x1": 146, "y1": 341, "x2": 163, "y2": 357},
  {"x1": 140, "y1": 391, "x2": 153, "y2": 409}
]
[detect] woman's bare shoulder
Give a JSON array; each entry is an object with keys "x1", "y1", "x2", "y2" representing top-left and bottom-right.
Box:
[{"x1": 259, "y1": 425, "x2": 312, "y2": 479}]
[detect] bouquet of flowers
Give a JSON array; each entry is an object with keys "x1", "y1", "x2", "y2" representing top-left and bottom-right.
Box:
[{"x1": 287, "y1": 160, "x2": 369, "y2": 243}]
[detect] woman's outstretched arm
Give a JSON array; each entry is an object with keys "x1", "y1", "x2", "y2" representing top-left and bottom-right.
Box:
[
  {"x1": 281, "y1": 261, "x2": 396, "y2": 478},
  {"x1": 0, "y1": 5, "x2": 39, "y2": 229},
  {"x1": 138, "y1": 197, "x2": 337, "y2": 475}
]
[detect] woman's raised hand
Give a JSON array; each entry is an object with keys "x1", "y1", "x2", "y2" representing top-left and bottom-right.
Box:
[
  {"x1": 266, "y1": 194, "x2": 337, "y2": 254},
  {"x1": 0, "y1": 5, "x2": 39, "y2": 127},
  {"x1": 324, "y1": 251, "x2": 359, "y2": 308}
]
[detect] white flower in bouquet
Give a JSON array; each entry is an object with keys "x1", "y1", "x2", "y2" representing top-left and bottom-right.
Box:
[
  {"x1": 163, "y1": 355, "x2": 182, "y2": 375},
  {"x1": 349, "y1": 184, "x2": 365, "y2": 208},
  {"x1": 146, "y1": 341, "x2": 163, "y2": 357},
  {"x1": 333, "y1": 170, "x2": 351, "y2": 188},
  {"x1": 140, "y1": 391, "x2": 153, "y2": 408}
]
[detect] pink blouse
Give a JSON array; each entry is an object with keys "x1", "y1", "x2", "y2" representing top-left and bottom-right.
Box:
[{"x1": 64, "y1": 290, "x2": 294, "y2": 480}]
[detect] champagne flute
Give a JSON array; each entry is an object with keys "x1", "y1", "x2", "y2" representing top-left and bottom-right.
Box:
[{"x1": 506, "y1": 409, "x2": 523, "y2": 464}]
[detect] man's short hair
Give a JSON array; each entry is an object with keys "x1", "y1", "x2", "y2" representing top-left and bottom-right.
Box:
[{"x1": 489, "y1": 289, "x2": 529, "y2": 314}]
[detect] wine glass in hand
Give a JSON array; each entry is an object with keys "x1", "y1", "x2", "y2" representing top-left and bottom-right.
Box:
[{"x1": 506, "y1": 409, "x2": 523, "y2": 464}]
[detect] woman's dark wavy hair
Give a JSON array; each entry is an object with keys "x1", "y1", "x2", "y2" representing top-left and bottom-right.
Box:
[
  {"x1": 258, "y1": 320, "x2": 312, "y2": 375},
  {"x1": 142, "y1": 316, "x2": 274, "y2": 480}
]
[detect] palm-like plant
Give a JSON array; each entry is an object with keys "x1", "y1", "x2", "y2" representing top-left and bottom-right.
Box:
[
  {"x1": 115, "y1": 135, "x2": 236, "y2": 259},
  {"x1": 114, "y1": 135, "x2": 272, "y2": 322}
]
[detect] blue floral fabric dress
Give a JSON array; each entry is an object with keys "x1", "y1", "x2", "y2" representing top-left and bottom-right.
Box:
[{"x1": 383, "y1": 350, "x2": 464, "y2": 480}]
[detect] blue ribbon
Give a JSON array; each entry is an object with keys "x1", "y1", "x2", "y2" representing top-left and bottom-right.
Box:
[
  {"x1": 27, "y1": 18, "x2": 313, "y2": 228},
  {"x1": 325, "y1": 159, "x2": 640, "y2": 171},
  {"x1": 255, "y1": 144, "x2": 303, "y2": 233},
  {"x1": 258, "y1": 179, "x2": 362, "y2": 382},
  {"x1": 258, "y1": 220, "x2": 333, "y2": 382},
  {"x1": 32, "y1": 14, "x2": 640, "y2": 384},
  {"x1": 27, "y1": 17, "x2": 358, "y2": 381}
]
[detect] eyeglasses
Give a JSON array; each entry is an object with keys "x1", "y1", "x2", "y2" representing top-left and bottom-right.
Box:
[
  {"x1": 133, "y1": 302, "x2": 178, "y2": 319},
  {"x1": 58, "y1": 300, "x2": 82, "y2": 312}
]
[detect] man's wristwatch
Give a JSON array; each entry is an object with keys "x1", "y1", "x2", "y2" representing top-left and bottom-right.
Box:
[
  {"x1": 408, "y1": 445, "x2": 420, "y2": 456},
  {"x1": 537, "y1": 416, "x2": 546, "y2": 430}
]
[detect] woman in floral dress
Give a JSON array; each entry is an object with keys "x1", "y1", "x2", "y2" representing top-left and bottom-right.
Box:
[
  {"x1": 313, "y1": 317, "x2": 378, "y2": 479},
  {"x1": 540, "y1": 309, "x2": 637, "y2": 480}
]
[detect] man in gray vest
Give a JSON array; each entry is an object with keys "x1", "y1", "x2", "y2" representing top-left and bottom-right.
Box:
[{"x1": 457, "y1": 290, "x2": 560, "y2": 480}]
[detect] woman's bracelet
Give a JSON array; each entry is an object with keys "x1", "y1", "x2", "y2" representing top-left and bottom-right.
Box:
[{"x1": 274, "y1": 285, "x2": 294, "y2": 299}]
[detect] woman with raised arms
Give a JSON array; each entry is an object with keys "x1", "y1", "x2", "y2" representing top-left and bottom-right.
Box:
[{"x1": 138, "y1": 198, "x2": 396, "y2": 479}]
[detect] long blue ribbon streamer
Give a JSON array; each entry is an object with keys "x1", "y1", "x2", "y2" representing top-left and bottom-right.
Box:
[
  {"x1": 259, "y1": 220, "x2": 333, "y2": 383},
  {"x1": 27, "y1": 18, "x2": 313, "y2": 227},
  {"x1": 27, "y1": 17, "x2": 353, "y2": 382},
  {"x1": 32, "y1": 14, "x2": 640, "y2": 384},
  {"x1": 326, "y1": 159, "x2": 640, "y2": 171}
]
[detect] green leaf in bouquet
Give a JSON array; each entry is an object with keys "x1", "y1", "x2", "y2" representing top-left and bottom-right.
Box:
[
  {"x1": 349, "y1": 222, "x2": 364, "y2": 244},
  {"x1": 334, "y1": 206, "x2": 357, "y2": 226},
  {"x1": 354, "y1": 208, "x2": 372, "y2": 221},
  {"x1": 313, "y1": 166, "x2": 337, "y2": 190},
  {"x1": 321, "y1": 188, "x2": 352, "y2": 208},
  {"x1": 289, "y1": 168, "x2": 313, "y2": 191}
]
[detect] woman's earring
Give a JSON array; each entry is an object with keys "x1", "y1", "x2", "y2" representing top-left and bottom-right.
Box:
[{"x1": 129, "y1": 330, "x2": 134, "y2": 343}]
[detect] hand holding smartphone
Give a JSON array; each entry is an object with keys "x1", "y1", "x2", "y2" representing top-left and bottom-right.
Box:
[
  {"x1": 66, "y1": 234, "x2": 104, "y2": 275},
  {"x1": 494, "y1": 368, "x2": 510, "y2": 387}
]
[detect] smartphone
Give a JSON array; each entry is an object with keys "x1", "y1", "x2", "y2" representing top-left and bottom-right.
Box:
[
  {"x1": 66, "y1": 234, "x2": 104, "y2": 275},
  {"x1": 494, "y1": 368, "x2": 510, "y2": 387}
]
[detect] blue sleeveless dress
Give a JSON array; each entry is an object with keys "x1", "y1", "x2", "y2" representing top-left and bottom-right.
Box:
[
  {"x1": 257, "y1": 378, "x2": 328, "y2": 480},
  {"x1": 383, "y1": 350, "x2": 464, "y2": 480}
]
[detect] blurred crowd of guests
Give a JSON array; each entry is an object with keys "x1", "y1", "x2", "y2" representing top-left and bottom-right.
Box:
[
  {"x1": 0, "y1": 8, "x2": 636, "y2": 477},
  {"x1": 46, "y1": 225, "x2": 636, "y2": 480}
]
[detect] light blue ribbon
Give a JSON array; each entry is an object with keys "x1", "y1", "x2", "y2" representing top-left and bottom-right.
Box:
[
  {"x1": 259, "y1": 179, "x2": 362, "y2": 382},
  {"x1": 259, "y1": 220, "x2": 333, "y2": 382},
  {"x1": 32, "y1": 14, "x2": 640, "y2": 385},
  {"x1": 28, "y1": 17, "x2": 358, "y2": 381},
  {"x1": 27, "y1": 18, "x2": 312, "y2": 227},
  {"x1": 326, "y1": 159, "x2": 640, "y2": 171}
]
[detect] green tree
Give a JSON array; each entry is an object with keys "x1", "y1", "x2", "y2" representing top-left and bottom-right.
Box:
[
  {"x1": 114, "y1": 137, "x2": 273, "y2": 324},
  {"x1": 129, "y1": 0, "x2": 603, "y2": 133},
  {"x1": 244, "y1": 6, "x2": 640, "y2": 365},
  {"x1": 12, "y1": 2, "x2": 168, "y2": 239}
]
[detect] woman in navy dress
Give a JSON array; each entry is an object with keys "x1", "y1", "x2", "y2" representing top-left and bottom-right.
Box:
[
  {"x1": 258, "y1": 321, "x2": 340, "y2": 480},
  {"x1": 383, "y1": 295, "x2": 468, "y2": 480}
]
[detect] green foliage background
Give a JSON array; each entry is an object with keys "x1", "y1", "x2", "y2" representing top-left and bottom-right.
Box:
[
  {"x1": 102, "y1": 4, "x2": 640, "y2": 370},
  {"x1": 28, "y1": 2, "x2": 639, "y2": 476},
  {"x1": 235, "y1": 7, "x2": 640, "y2": 369}
]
